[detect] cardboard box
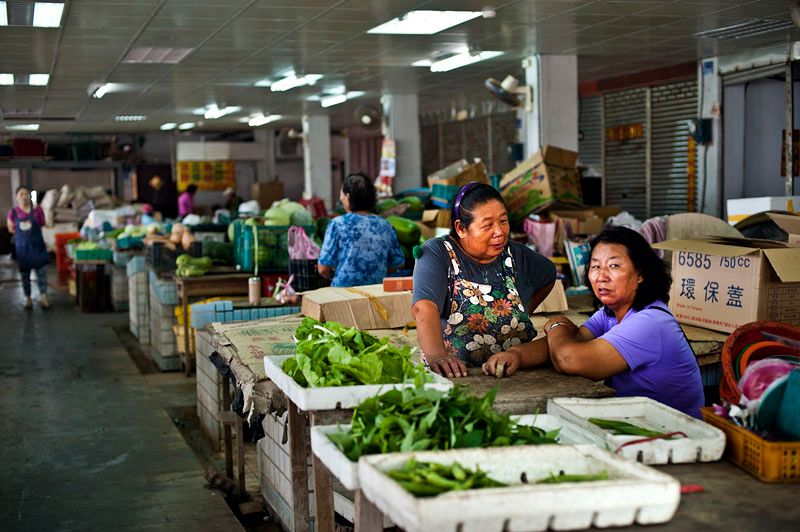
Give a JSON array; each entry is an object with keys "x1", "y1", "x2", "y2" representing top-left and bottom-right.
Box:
[
  {"x1": 251, "y1": 181, "x2": 285, "y2": 209},
  {"x1": 654, "y1": 238, "x2": 800, "y2": 333},
  {"x1": 500, "y1": 145, "x2": 583, "y2": 223},
  {"x1": 549, "y1": 209, "x2": 604, "y2": 255},
  {"x1": 726, "y1": 195, "x2": 800, "y2": 225},
  {"x1": 422, "y1": 209, "x2": 451, "y2": 228},
  {"x1": 767, "y1": 213, "x2": 800, "y2": 245},
  {"x1": 426, "y1": 159, "x2": 489, "y2": 188},
  {"x1": 532, "y1": 279, "x2": 568, "y2": 314},
  {"x1": 301, "y1": 285, "x2": 413, "y2": 330}
]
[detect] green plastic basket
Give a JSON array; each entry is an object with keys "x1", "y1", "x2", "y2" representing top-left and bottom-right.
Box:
[{"x1": 233, "y1": 222, "x2": 315, "y2": 273}]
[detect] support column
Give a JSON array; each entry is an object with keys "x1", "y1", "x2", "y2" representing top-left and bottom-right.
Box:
[
  {"x1": 302, "y1": 114, "x2": 333, "y2": 208},
  {"x1": 520, "y1": 55, "x2": 579, "y2": 158},
  {"x1": 253, "y1": 129, "x2": 276, "y2": 182},
  {"x1": 382, "y1": 93, "x2": 422, "y2": 191},
  {"x1": 698, "y1": 58, "x2": 723, "y2": 216}
]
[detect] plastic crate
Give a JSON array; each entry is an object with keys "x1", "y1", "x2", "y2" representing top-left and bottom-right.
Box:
[
  {"x1": 701, "y1": 407, "x2": 800, "y2": 483},
  {"x1": 288, "y1": 259, "x2": 330, "y2": 292},
  {"x1": 233, "y1": 223, "x2": 315, "y2": 273},
  {"x1": 145, "y1": 241, "x2": 202, "y2": 275},
  {"x1": 74, "y1": 248, "x2": 113, "y2": 262},
  {"x1": 430, "y1": 183, "x2": 459, "y2": 209},
  {"x1": 116, "y1": 235, "x2": 144, "y2": 250},
  {"x1": 55, "y1": 232, "x2": 81, "y2": 273}
]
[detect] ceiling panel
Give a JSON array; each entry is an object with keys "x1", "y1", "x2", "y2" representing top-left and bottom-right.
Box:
[{"x1": 1, "y1": 0, "x2": 798, "y2": 132}]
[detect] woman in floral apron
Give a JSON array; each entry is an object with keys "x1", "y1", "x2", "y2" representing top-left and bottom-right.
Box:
[
  {"x1": 412, "y1": 182, "x2": 556, "y2": 378},
  {"x1": 7, "y1": 186, "x2": 51, "y2": 310}
]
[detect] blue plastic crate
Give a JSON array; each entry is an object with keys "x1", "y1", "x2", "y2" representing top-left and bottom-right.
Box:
[{"x1": 126, "y1": 255, "x2": 146, "y2": 277}]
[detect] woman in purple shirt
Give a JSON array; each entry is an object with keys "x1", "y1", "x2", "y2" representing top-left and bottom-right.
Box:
[
  {"x1": 7, "y1": 186, "x2": 51, "y2": 310},
  {"x1": 483, "y1": 226, "x2": 703, "y2": 418}
]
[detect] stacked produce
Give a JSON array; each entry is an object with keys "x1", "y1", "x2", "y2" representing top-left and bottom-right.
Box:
[
  {"x1": 175, "y1": 254, "x2": 212, "y2": 277},
  {"x1": 327, "y1": 386, "x2": 560, "y2": 461},
  {"x1": 282, "y1": 317, "x2": 430, "y2": 387}
]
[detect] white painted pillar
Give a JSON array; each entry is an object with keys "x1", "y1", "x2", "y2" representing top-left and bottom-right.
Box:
[
  {"x1": 382, "y1": 93, "x2": 422, "y2": 191},
  {"x1": 520, "y1": 55, "x2": 579, "y2": 158},
  {"x1": 253, "y1": 128, "x2": 277, "y2": 182},
  {"x1": 302, "y1": 114, "x2": 333, "y2": 208},
  {"x1": 698, "y1": 57, "x2": 723, "y2": 216}
]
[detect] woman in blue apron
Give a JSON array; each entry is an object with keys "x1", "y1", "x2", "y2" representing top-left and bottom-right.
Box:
[{"x1": 6, "y1": 186, "x2": 51, "y2": 310}]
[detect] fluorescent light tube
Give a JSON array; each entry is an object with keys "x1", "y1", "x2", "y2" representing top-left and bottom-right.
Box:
[
  {"x1": 320, "y1": 95, "x2": 347, "y2": 108},
  {"x1": 7, "y1": 124, "x2": 40, "y2": 131},
  {"x1": 254, "y1": 78, "x2": 272, "y2": 87},
  {"x1": 160, "y1": 123, "x2": 177, "y2": 131},
  {"x1": 115, "y1": 115, "x2": 146, "y2": 122},
  {"x1": 412, "y1": 59, "x2": 432, "y2": 67},
  {"x1": 28, "y1": 74, "x2": 49, "y2": 86},
  {"x1": 93, "y1": 83, "x2": 111, "y2": 98},
  {"x1": 0, "y1": 73, "x2": 13, "y2": 85},
  {"x1": 248, "y1": 114, "x2": 282, "y2": 127},
  {"x1": 270, "y1": 74, "x2": 322, "y2": 92},
  {"x1": 204, "y1": 105, "x2": 241, "y2": 119},
  {"x1": 368, "y1": 10, "x2": 483, "y2": 35},
  {"x1": 178, "y1": 122, "x2": 195, "y2": 130},
  {"x1": 430, "y1": 50, "x2": 503, "y2": 72},
  {"x1": 33, "y1": 2, "x2": 64, "y2": 28},
  {"x1": 0, "y1": 2, "x2": 7, "y2": 26}
]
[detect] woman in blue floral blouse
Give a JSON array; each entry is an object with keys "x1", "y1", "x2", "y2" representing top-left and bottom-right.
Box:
[
  {"x1": 412, "y1": 182, "x2": 556, "y2": 378},
  {"x1": 318, "y1": 173, "x2": 405, "y2": 287}
]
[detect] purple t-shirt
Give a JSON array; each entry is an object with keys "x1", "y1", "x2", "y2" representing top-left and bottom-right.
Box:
[
  {"x1": 177, "y1": 192, "x2": 194, "y2": 218},
  {"x1": 583, "y1": 301, "x2": 704, "y2": 418}
]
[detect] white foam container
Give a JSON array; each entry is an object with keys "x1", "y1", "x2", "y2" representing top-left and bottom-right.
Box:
[
  {"x1": 358, "y1": 445, "x2": 681, "y2": 532},
  {"x1": 263, "y1": 355, "x2": 452, "y2": 411},
  {"x1": 547, "y1": 397, "x2": 726, "y2": 464},
  {"x1": 310, "y1": 414, "x2": 592, "y2": 491}
]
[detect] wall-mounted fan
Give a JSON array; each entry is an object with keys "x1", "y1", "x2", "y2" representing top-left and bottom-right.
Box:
[
  {"x1": 354, "y1": 104, "x2": 382, "y2": 126},
  {"x1": 484, "y1": 75, "x2": 532, "y2": 111}
]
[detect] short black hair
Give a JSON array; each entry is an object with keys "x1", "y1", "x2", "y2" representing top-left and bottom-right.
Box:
[
  {"x1": 15, "y1": 185, "x2": 29, "y2": 194},
  {"x1": 186, "y1": 184, "x2": 198, "y2": 194},
  {"x1": 342, "y1": 173, "x2": 376, "y2": 212},
  {"x1": 585, "y1": 226, "x2": 672, "y2": 310},
  {"x1": 449, "y1": 182, "x2": 506, "y2": 240}
]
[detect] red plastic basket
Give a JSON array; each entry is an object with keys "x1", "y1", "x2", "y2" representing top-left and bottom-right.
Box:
[{"x1": 720, "y1": 321, "x2": 800, "y2": 404}]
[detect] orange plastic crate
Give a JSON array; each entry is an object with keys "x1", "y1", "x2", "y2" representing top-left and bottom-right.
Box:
[{"x1": 702, "y1": 407, "x2": 800, "y2": 483}]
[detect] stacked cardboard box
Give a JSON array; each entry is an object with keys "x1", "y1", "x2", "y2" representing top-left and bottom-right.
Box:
[{"x1": 127, "y1": 269, "x2": 149, "y2": 342}]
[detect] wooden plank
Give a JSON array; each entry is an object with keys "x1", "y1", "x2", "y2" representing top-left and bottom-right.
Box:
[
  {"x1": 354, "y1": 490, "x2": 383, "y2": 532},
  {"x1": 312, "y1": 454, "x2": 335, "y2": 532},
  {"x1": 288, "y1": 401, "x2": 311, "y2": 532}
]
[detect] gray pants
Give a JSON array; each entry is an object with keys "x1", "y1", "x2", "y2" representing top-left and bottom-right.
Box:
[{"x1": 21, "y1": 266, "x2": 47, "y2": 297}]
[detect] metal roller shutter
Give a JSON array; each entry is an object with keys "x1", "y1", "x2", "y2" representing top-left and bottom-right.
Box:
[
  {"x1": 650, "y1": 81, "x2": 697, "y2": 216},
  {"x1": 579, "y1": 96, "x2": 603, "y2": 171},
  {"x1": 604, "y1": 88, "x2": 648, "y2": 219}
]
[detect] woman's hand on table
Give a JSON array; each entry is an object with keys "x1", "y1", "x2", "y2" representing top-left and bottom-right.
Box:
[
  {"x1": 427, "y1": 354, "x2": 468, "y2": 378},
  {"x1": 482, "y1": 350, "x2": 521, "y2": 378}
]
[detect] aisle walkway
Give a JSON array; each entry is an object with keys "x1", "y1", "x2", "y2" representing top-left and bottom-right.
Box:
[{"x1": 0, "y1": 257, "x2": 242, "y2": 531}]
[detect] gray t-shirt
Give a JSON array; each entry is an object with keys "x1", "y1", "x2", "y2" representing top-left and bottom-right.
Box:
[{"x1": 412, "y1": 236, "x2": 557, "y2": 318}]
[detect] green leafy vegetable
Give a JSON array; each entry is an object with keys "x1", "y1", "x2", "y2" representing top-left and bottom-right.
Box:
[
  {"x1": 328, "y1": 386, "x2": 560, "y2": 461},
  {"x1": 386, "y1": 459, "x2": 506, "y2": 497},
  {"x1": 282, "y1": 317, "x2": 430, "y2": 388},
  {"x1": 536, "y1": 470, "x2": 609, "y2": 484},
  {"x1": 588, "y1": 418, "x2": 669, "y2": 438}
]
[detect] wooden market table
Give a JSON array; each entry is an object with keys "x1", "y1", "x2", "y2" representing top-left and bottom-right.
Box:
[{"x1": 175, "y1": 272, "x2": 251, "y2": 375}]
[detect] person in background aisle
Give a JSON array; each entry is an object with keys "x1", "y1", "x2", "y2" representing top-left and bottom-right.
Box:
[
  {"x1": 178, "y1": 184, "x2": 198, "y2": 218},
  {"x1": 412, "y1": 182, "x2": 556, "y2": 378},
  {"x1": 318, "y1": 172, "x2": 405, "y2": 287},
  {"x1": 222, "y1": 186, "x2": 242, "y2": 213},
  {"x1": 6, "y1": 186, "x2": 51, "y2": 310},
  {"x1": 482, "y1": 226, "x2": 704, "y2": 418}
]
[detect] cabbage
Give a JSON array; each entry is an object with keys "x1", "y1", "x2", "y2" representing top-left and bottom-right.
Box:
[
  {"x1": 273, "y1": 199, "x2": 305, "y2": 215},
  {"x1": 263, "y1": 206, "x2": 291, "y2": 226},
  {"x1": 290, "y1": 208, "x2": 313, "y2": 226}
]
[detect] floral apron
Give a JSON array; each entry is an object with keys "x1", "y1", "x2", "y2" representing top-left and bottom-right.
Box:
[{"x1": 439, "y1": 239, "x2": 536, "y2": 366}]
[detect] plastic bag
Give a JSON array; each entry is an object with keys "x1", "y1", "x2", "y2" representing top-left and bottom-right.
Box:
[
  {"x1": 275, "y1": 274, "x2": 299, "y2": 305},
  {"x1": 287, "y1": 226, "x2": 320, "y2": 260}
]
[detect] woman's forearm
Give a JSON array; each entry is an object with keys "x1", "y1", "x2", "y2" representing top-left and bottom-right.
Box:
[
  {"x1": 412, "y1": 300, "x2": 447, "y2": 359},
  {"x1": 509, "y1": 337, "x2": 550, "y2": 369}
]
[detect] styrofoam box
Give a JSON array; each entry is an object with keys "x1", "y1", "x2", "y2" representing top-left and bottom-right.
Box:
[
  {"x1": 726, "y1": 195, "x2": 800, "y2": 224},
  {"x1": 547, "y1": 397, "x2": 725, "y2": 464},
  {"x1": 310, "y1": 414, "x2": 589, "y2": 492},
  {"x1": 358, "y1": 445, "x2": 680, "y2": 532},
  {"x1": 263, "y1": 355, "x2": 452, "y2": 411}
]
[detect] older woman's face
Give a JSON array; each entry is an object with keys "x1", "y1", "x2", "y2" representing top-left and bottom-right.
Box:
[
  {"x1": 456, "y1": 200, "x2": 509, "y2": 263},
  {"x1": 588, "y1": 243, "x2": 642, "y2": 311}
]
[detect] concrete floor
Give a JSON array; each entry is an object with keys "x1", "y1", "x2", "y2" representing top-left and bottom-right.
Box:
[{"x1": 0, "y1": 257, "x2": 243, "y2": 532}]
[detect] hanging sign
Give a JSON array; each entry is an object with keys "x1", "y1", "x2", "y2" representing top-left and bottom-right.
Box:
[
  {"x1": 375, "y1": 138, "x2": 396, "y2": 198},
  {"x1": 176, "y1": 160, "x2": 236, "y2": 192}
]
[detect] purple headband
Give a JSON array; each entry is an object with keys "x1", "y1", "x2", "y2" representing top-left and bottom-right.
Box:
[{"x1": 453, "y1": 181, "x2": 481, "y2": 221}]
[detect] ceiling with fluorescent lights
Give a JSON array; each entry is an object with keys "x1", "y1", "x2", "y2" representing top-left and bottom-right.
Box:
[{"x1": 0, "y1": 0, "x2": 797, "y2": 133}]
